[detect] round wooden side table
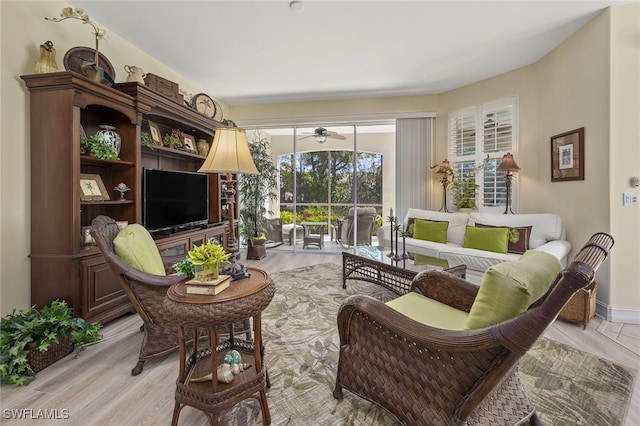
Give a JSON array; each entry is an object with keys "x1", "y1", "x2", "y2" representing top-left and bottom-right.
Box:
[{"x1": 164, "y1": 267, "x2": 275, "y2": 425}]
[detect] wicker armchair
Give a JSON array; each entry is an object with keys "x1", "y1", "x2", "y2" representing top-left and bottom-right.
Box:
[
  {"x1": 336, "y1": 207, "x2": 377, "y2": 247},
  {"x1": 91, "y1": 215, "x2": 188, "y2": 376},
  {"x1": 333, "y1": 232, "x2": 614, "y2": 425}
]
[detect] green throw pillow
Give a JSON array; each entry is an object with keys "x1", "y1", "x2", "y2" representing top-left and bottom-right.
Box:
[
  {"x1": 462, "y1": 225, "x2": 509, "y2": 254},
  {"x1": 412, "y1": 219, "x2": 448, "y2": 243},
  {"x1": 113, "y1": 224, "x2": 166, "y2": 276},
  {"x1": 464, "y1": 250, "x2": 562, "y2": 330}
]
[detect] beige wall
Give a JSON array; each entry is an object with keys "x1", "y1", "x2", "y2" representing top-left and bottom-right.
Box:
[
  {"x1": 0, "y1": 1, "x2": 226, "y2": 316},
  {"x1": 2, "y1": 2, "x2": 638, "y2": 320},
  {"x1": 608, "y1": 4, "x2": 640, "y2": 317}
]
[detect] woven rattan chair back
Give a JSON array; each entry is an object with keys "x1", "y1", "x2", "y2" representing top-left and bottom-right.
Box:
[
  {"x1": 333, "y1": 232, "x2": 614, "y2": 425},
  {"x1": 91, "y1": 215, "x2": 187, "y2": 376}
]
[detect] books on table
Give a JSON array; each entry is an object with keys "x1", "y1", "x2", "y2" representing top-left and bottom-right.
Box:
[{"x1": 185, "y1": 275, "x2": 231, "y2": 295}]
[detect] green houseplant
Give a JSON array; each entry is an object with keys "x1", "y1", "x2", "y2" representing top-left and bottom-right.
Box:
[
  {"x1": 239, "y1": 131, "x2": 279, "y2": 254},
  {"x1": 0, "y1": 300, "x2": 102, "y2": 386},
  {"x1": 174, "y1": 241, "x2": 231, "y2": 281},
  {"x1": 452, "y1": 176, "x2": 480, "y2": 210}
]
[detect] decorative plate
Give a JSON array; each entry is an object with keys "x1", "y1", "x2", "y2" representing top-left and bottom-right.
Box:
[
  {"x1": 212, "y1": 99, "x2": 223, "y2": 122},
  {"x1": 63, "y1": 46, "x2": 116, "y2": 84},
  {"x1": 191, "y1": 93, "x2": 216, "y2": 119}
]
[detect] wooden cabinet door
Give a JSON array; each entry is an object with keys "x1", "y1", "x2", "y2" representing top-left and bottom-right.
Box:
[{"x1": 81, "y1": 255, "x2": 132, "y2": 323}]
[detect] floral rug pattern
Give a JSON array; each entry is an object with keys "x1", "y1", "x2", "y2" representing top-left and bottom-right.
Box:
[{"x1": 225, "y1": 263, "x2": 635, "y2": 425}]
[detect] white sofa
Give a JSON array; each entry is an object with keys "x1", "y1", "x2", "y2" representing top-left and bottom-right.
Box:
[{"x1": 377, "y1": 208, "x2": 571, "y2": 284}]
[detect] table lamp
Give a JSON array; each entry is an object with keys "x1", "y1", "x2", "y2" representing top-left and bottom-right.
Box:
[
  {"x1": 198, "y1": 127, "x2": 258, "y2": 279},
  {"x1": 496, "y1": 152, "x2": 520, "y2": 214}
]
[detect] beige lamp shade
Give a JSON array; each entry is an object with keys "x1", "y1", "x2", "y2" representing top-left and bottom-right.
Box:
[
  {"x1": 496, "y1": 152, "x2": 521, "y2": 173},
  {"x1": 436, "y1": 159, "x2": 453, "y2": 174},
  {"x1": 198, "y1": 127, "x2": 258, "y2": 175}
]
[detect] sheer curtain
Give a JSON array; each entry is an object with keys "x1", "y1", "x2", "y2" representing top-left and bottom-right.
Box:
[{"x1": 395, "y1": 118, "x2": 434, "y2": 220}]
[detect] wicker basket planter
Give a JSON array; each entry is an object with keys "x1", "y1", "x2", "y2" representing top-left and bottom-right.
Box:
[
  {"x1": 558, "y1": 281, "x2": 597, "y2": 329},
  {"x1": 26, "y1": 335, "x2": 74, "y2": 373}
]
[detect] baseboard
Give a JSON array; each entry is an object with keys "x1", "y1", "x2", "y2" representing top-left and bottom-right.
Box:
[{"x1": 596, "y1": 301, "x2": 640, "y2": 324}]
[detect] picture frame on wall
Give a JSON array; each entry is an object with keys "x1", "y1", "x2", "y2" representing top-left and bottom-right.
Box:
[
  {"x1": 182, "y1": 133, "x2": 197, "y2": 153},
  {"x1": 551, "y1": 127, "x2": 584, "y2": 182},
  {"x1": 147, "y1": 121, "x2": 162, "y2": 145},
  {"x1": 79, "y1": 173, "x2": 110, "y2": 201}
]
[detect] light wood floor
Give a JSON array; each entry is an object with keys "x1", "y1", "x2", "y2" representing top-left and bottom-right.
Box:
[{"x1": 1, "y1": 251, "x2": 638, "y2": 425}]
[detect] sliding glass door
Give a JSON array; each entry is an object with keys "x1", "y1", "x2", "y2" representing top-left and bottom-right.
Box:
[{"x1": 244, "y1": 123, "x2": 394, "y2": 252}]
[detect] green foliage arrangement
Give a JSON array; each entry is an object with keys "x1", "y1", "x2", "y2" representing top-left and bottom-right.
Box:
[
  {"x1": 239, "y1": 131, "x2": 279, "y2": 245},
  {"x1": 140, "y1": 131, "x2": 154, "y2": 147},
  {"x1": 187, "y1": 241, "x2": 231, "y2": 267},
  {"x1": 0, "y1": 300, "x2": 102, "y2": 386},
  {"x1": 452, "y1": 176, "x2": 480, "y2": 209},
  {"x1": 172, "y1": 257, "x2": 195, "y2": 276},
  {"x1": 81, "y1": 135, "x2": 119, "y2": 160},
  {"x1": 163, "y1": 129, "x2": 183, "y2": 149}
]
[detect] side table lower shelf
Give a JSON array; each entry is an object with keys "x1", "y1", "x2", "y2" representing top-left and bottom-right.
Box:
[{"x1": 175, "y1": 341, "x2": 267, "y2": 419}]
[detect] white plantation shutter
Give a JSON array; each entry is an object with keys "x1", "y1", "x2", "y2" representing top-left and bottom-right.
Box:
[{"x1": 448, "y1": 97, "x2": 518, "y2": 212}]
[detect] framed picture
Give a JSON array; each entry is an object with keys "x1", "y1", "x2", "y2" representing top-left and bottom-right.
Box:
[
  {"x1": 551, "y1": 127, "x2": 584, "y2": 182},
  {"x1": 182, "y1": 133, "x2": 197, "y2": 153},
  {"x1": 147, "y1": 121, "x2": 162, "y2": 145},
  {"x1": 79, "y1": 173, "x2": 110, "y2": 201}
]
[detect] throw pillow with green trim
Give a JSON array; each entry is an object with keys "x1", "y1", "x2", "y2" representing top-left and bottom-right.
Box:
[
  {"x1": 114, "y1": 224, "x2": 166, "y2": 276},
  {"x1": 462, "y1": 225, "x2": 509, "y2": 254},
  {"x1": 464, "y1": 250, "x2": 562, "y2": 330},
  {"x1": 412, "y1": 219, "x2": 449, "y2": 243},
  {"x1": 476, "y1": 223, "x2": 532, "y2": 254}
]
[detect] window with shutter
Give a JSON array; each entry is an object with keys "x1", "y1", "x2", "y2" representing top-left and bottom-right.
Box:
[{"x1": 448, "y1": 97, "x2": 518, "y2": 212}]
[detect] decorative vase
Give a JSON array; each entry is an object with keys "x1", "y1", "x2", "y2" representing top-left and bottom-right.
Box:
[
  {"x1": 96, "y1": 125, "x2": 121, "y2": 155},
  {"x1": 197, "y1": 139, "x2": 210, "y2": 156},
  {"x1": 194, "y1": 263, "x2": 219, "y2": 282},
  {"x1": 34, "y1": 40, "x2": 59, "y2": 74}
]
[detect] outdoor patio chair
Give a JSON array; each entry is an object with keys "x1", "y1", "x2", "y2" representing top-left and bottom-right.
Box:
[
  {"x1": 336, "y1": 207, "x2": 377, "y2": 247},
  {"x1": 334, "y1": 232, "x2": 614, "y2": 425}
]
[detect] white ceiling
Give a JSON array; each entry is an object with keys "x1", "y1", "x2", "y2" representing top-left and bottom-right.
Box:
[{"x1": 70, "y1": 0, "x2": 623, "y2": 106}]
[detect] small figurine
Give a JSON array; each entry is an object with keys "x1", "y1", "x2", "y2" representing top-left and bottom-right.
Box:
[
  {"x1": 34, "y1": 40, "x2": 59, "y2": 74},
  {"x1": 113, "y1": 182, "x2": 130, "y2": 200}
]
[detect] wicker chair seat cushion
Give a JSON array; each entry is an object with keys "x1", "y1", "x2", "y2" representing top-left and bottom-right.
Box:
[
  {"x1": 386, "y1": 292, "x2": 469, "y2": 330},
  {"x1": 114, "y1": 224, "x2": 166, "y2": 276},
  {"x1": 464, "y1": 250, "x2": 562, "y2": 330}
]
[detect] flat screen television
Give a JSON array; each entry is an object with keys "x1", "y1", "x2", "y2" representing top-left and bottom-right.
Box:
[{"x1": 143, "y1": 168, "x2": 209, "y2": 234}]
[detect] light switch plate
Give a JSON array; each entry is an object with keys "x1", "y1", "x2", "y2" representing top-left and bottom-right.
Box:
[{"x1": 623, "y1": 191, "x2": 638, "y2": 206}]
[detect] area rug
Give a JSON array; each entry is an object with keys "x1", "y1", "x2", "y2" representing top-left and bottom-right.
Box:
[{"x1": 226, "y1": 263, "x2": 636, "y2": 425}]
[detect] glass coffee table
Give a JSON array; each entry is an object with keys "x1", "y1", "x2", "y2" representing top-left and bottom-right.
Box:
[{"x1": 342, "y1": 247, "x2": 466, "y2": 295}]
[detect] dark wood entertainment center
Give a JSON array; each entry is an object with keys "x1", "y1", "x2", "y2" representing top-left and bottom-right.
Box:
[{"x1": 21, "y1": 71, "x2": 236, "y2": 324}]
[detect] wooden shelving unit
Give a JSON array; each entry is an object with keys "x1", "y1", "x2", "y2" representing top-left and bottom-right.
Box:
[{"x1": 22, "y1": 71, "x2": 234, "y2": 324}]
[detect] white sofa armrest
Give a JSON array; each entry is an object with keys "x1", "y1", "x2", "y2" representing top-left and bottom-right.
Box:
[{"x1": 533, "y1": 240, "x2": 571, "y2": 266}]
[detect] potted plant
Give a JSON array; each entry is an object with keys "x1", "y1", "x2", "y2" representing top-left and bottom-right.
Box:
[
  {"x1": 452, "y1": 176, "x2": 480, "y2": 211},
  {"x1": 163, "y1": 129, "x2": 183, "y2": 149},
  {"x1": 239, "y1": 131, "x2": 278, "y2": 260},
  {"x1": 82, "y1": 134, "x2": 119, "y2": 160},
  {"x1": 0, "y1": 300, "x2": 102, "y2": 386},
  {"x1": 185, "y1": 241, "x2": 231, "y2": 281}
]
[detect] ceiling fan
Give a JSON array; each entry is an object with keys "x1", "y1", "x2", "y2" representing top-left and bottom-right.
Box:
[{"x1": 299, "y1": 127, "x2": 346, "y2": 143}]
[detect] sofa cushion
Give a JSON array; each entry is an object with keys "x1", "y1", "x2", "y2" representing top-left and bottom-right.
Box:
[
  {"x1": 438, "y1": 246, "x2": 520, "y2": 275},
  {"x1": 404, "y1": 209, "x2": 469, "y2": 245},
  {"x1": 464, "y1": 250, "x2": 562, "y2": 330},
  {"x1": 462, "y1": 225, "x2": 509, "y2": 254},
  {"x1": 469, "y1": 212, "x2": 562, "y2": 249},
  {"x1": 386, "y1": 292, "x2": 469, "y2": 331},
  {"x1": 476, "y1": 223, "x2": 532, "y2": 254},
  {"x1": 413, "y1": 219, "x2": 449, "y2": 243},
  {"x1": 114, "y1": 224, "x2": 166, "y2": 276}
]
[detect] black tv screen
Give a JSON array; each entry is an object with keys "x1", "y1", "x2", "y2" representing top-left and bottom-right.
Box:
[{"x1": 143, "y1": 168, "x2": 209, "y2": 233}]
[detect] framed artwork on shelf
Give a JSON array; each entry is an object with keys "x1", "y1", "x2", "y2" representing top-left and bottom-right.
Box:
[
  {"x1": 181, "y1": 133, "x2": 197, "y2": 153},
  {"x1": 79, "y1": 173, "x2": 110, "y2": 201},
  {"x1": 147, "y1": 121, "x2": 162, "y2": 145},
  {"x1": 551, "y1": 127, "x2": 584, "y2": 182}
]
